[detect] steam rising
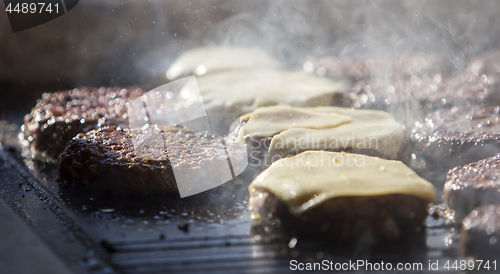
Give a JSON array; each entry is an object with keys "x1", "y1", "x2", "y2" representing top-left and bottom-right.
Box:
[
  {"x1": 130, "y1": 0, "x2": 500, "y2": 207},
  {"x1": 150, "y1": 0, "x2": 500, "y2": 128},
  {"x1": 199, "y1": 1, "x2": 499, "y2": 66}
]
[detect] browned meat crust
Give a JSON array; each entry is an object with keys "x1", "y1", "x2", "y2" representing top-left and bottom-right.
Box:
[
  {"x1": 20, "y1": 86, "x2": 145, "y2": 161},
  {"x1": 461, "y1": 205, "x2": 500, "y2": 258},
  {"x1": 58, "y1": 125, "x2": 228, "y2": 196},
  {"x1": 443, "y1": 154, "x2": 500, "y2": 220},
  {"x1": 249, "y1": 188, "x2": 428, "y2": 240},
  {"x1": 408, "y1": 105, "x2": 500, "y2": 183}
]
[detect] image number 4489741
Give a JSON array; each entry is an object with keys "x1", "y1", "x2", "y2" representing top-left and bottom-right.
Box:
[
  {"x1": 5, "y1": 2, "x2": 61, "y2": 14},
  {"x1": 3, "y1": 0, "x2": 80, "y2": 33}
]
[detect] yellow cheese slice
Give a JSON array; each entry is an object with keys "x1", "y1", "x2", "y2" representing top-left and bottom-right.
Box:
[
  {"x1": 240, "y1": 106, "x2": 352, "y2": 138},
  {"x1": 249, "y1": 151, "x2": 436, "y2": 214},
  {"x1": 238, "y1": 106, "x2": 402, "y2": 159}
]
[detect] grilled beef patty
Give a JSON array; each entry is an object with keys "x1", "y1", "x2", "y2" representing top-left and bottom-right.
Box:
[
  {"x1": 20, "y1": 87, "x2": 145, "y2": 161},
  {"x1": 248, "y1": 151, "x2": 435, "y2": 240},
  {"x1": 58, "y1": 125, "x2": 228, "y2": 196},
  {"x1": 250, "y1": 188, "x2": 428, "y2": 240},
  {"x1": 443, "y1": 154, "x2": 500, "y2": 220},
  {"x1": 233, "y1": 106, "x2": 404, "y2": 171},
  {"x1": 409, "y1": 105, "x2": 500, "y2": 184},
  {"x1": 461, "y1": 205, "x2": 500, "y2": 258}
]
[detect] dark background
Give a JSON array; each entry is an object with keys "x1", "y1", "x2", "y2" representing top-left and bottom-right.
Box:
[{"x1": 1, "y1": 0, "x2": 500, "y2": 120}]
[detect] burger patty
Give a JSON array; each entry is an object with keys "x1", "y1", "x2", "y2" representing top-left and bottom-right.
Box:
[
  {"x1": 20, "y1": 86, "x2": 145, "y2": 161},
  {"x1": 443, "y1": 154, "x2": 500, "y2": 220},
  {"x1": 461, "y1": 205, "x2": 500, "y2": 259},
  {"x1": 234, "y1": 106, "x2": 404, "y2": 170},
  {"x1": 409, "y1": 105, "x2": 500, "y2": 184},
  {"x1": 58, "y1": 125, "x2": 229, "y2": 196},
  {"x1": 248, "y1": 151, "x2": 435, "y2": 240},
  {"x1": 250, "y1": 188, "x2": 428, "y2": 240}
]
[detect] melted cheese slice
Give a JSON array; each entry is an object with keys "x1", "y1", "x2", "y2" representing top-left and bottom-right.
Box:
[
  {"x1": 249, "y1": 151, "x2": 436, "y2": 214},
  {"x1": 240, "y1": 106, "x2": 352, "y2": 138},
  {"x1": 166, "y1": 47, "x2": 282, "y2": 80},
  {"x1": 197, "y1": 69, "x2": 344, "y2": 117},
  {"x1": 269, "y1": 107, "x2": 403, "y2": 159},
  {"x1": 238, "y1": 106, "x2": 402, "y2": 159}
]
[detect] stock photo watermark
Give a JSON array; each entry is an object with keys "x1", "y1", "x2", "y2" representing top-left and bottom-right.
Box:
[
  {"x1": 4, "y1": 0, "x2": 79, "y2": 32},
  {"x1": 126, "y1": 76, "x2": 384, "y2": 198}
]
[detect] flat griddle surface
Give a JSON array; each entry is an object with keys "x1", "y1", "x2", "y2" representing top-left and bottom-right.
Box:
[{"x1": 0, "y1": 125, "x2": 464, "y2": 274}]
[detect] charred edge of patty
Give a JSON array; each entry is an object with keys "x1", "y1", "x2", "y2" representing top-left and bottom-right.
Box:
[
  {"x1": 442, "y1": 155, "x2": 500, "y2": 220},
  {"x1": 21, "y1": 87, "x2": 145, "y2": 160},
  {"x1": 249, "y1": 188, "x2": 428, "y2": 240},
  {"x1": 58, "y1": 126, "x2": 178, "y2": 197},
  {"x1": 23, "y1": 119, "x2": 100, "y2": 161},
  {"x1": 444, "y1": 187, "x2": 500, "y2": 221}
]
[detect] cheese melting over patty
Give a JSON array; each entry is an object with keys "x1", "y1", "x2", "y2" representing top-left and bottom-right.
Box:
[
  {"x1": 197, "y1": 69, "x2": 345, "y2": 117},
  {"x1": 249, "y1": 151, "x2": 436, "y2": 214},
  {"x1": 239, "y1": 106, "x2": 352, "y2": 138},
  {"x1": 239, "y1": 106, "x2": 403, "y2": 159}
]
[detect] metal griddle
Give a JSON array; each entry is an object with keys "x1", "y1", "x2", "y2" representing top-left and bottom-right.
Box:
[
  {"x1": 2, "y1": 1, "x2": 499, "y2": 273},
  {"x1": 0, "y1": 127, "x2": 462, "y2": 274}
]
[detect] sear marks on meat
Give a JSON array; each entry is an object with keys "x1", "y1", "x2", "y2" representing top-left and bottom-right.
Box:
[
  {"x1": 250, "y1": 188, "x2": 428, "y2": 240},
  {"x1": 58, "y1": 125, "x2": 228, "y2": 197},
  {"x1": 20, "y1": 86, "x2": 145, "y2": 161},
  {"x1": 408, "y1": 105, "x2": 500, "y2": 184},
  {"x1": 443, "y1": 154, "x2": 500, "y2": 220},
  {"x1": 461, "y1": 205, "x2": 500, "y2": 259}
]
